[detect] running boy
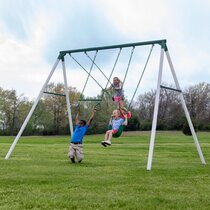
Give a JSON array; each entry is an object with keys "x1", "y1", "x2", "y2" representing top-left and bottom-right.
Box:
[
  {"x1": 101, "y1": 109, "x2": 128, "y2": 147},
  {"x1": 68, "y1": 109, "x2": 96, "y2": 163}
]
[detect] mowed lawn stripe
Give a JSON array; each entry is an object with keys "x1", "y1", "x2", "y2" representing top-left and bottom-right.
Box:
[{"x1": 0, "y1": 131, "x2": 209, "y2": 210}]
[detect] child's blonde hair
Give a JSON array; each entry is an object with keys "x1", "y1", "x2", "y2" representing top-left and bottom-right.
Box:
[{"x1": 112, "y1": 109, "x2": 121, "y2": 117}]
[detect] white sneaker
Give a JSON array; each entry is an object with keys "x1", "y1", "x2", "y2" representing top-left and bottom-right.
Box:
[{"x1": 104, "y1": 140, "x2": 111, "y2": 146}]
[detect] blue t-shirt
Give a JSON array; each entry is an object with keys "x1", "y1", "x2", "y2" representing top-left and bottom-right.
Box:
[
  {"x1": 70, "y1": 124, "x2": 89, "y2": 144},
  {"x1": 112, "y1": 118, "x2": 124, "y2": 130}
]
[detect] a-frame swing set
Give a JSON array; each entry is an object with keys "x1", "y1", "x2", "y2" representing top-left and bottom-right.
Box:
[{"x1": 5, "y1": 39, "x2": 206, "y2": 171}]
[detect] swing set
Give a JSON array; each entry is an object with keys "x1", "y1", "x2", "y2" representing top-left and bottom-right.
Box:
[{"x1": 4, "y1": 39, "x2": 206, "y2": 171}]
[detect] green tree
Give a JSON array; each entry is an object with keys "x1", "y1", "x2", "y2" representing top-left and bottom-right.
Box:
[
  {"x1": 0, "y1": 88, "x2": 19, "y2": 135},
  {"x1": 41, "y1": 83, "x2": 80, "y2": 135},
  {"x1": 184, "y1": 82, "x2": 210, "y2": 130}
]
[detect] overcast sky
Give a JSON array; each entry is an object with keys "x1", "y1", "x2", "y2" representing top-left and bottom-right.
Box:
[{"x1": 0, "y1": 0, "x2": 210, "y2": 101}]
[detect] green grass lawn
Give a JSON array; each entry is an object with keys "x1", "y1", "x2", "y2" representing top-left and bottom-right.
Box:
[{"x1": 0, "y1": 131, "x2": 210, "y2": 210}]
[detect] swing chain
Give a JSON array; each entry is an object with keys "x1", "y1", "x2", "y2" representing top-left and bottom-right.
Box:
[{"x1": 94, "y1": 102, "x2": 101, "y2": 111}]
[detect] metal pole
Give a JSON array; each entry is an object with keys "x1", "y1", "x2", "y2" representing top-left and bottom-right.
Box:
[
  {"x1": 61, "y1": 59, "x2": 74, "y2": 135},
  {"x1": 147, "y1": 48, "x2": 165, "y2": 171},
  {"x1": 165, "y1": 50, "x2": 206, "y2": 165},
  {"x1": 5, "y1": 59, "x2": 60, "y2": 160},
  {"x1": 60, "y1": 39, "x2": 166, "y2": 54}
]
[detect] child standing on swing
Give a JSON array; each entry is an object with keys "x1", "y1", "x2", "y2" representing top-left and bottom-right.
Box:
[
  {"x1": 108, "y1": 77, "x2": 125, "y2": 109},
  {"x1": 108, "y1": 77, "x2": 131, "y2": 118},
  {"x1": 101, "y1": 109, "x2": 128, "y2": 147}
]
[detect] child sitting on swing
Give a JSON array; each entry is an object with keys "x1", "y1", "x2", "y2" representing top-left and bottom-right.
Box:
[{"x1": 101, "y1": 109, "x2": 128, "y2": 147}]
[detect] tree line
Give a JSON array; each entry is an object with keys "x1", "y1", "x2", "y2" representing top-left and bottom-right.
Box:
[{"x1": 0, "y1": 82, "x2": 210, "y2": 136}]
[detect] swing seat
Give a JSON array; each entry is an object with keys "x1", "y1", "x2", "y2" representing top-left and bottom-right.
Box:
[{"x1": 108, "y1": 124, "x2": 124, "y2": 138}]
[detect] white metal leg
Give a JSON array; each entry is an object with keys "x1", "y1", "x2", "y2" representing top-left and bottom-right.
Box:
[
  {"x1": 165, "y1": 51, "x2": 206, "y2": 164},
  {"x1": 5, "y1": 59, "x2": 60, "y2": 160},
  {"x1": 62, "y1": 60, "x2": 74, "y2": 135},
  {"x1": 147, "y1": 48, "x2": 165, "y2": 170}
]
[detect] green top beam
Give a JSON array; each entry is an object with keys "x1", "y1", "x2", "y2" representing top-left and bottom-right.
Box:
[
  {"x1": 43, "y1": 91, "x2": 66, "y2": 97},
  {"x1": 59, "y1": 39, "x2": 167, "y2": 58},
  {"x1": 160, "y1": 85, "x2": 182, "y2": 93}
]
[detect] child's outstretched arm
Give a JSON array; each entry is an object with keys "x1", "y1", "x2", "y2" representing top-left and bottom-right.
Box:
[
  {"x1": 75, "y1": 110, "x2": 80, "y2": 124},
  {"x1": 87, "y1": 109, "x2": 96, "y2": 126}
]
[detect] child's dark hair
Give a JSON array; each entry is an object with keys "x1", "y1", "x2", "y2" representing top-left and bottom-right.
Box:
[{"x1": 80, "y1": 120, "x2": 86, "y2": 125}]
